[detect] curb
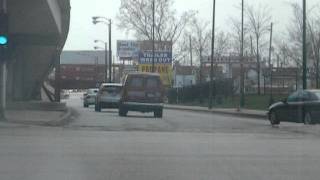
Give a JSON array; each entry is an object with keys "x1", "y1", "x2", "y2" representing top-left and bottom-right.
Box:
[
  {"x1": 5, "y1": 108, "x2": 75, "y2": 127},
  {"x1": 7, "y1": 102, "x2": 67, "y2": 111},
  {"x1": 46, "y1": 107, "x2": 74, "y2": 127},
  {"x1": 164, "y1": 105, "x2": 267, "y2": 120}
]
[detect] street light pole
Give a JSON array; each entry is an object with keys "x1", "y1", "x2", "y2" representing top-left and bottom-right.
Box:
[
  {"x1": 104, "y1": 43, "x2": 108, "y2": 82},
  {"x1": 240, "y1": 0, "x2": 245, "y2": 108},
  {"x1": 108, "y1": 19, "x2": 112, "y2": 83},
  {"x1": 268, "y1": 22, "x2": 274, "y2": 105},
  {"x1": 0, "y1": 0, "x2": 8, "y2": 120},
  {"x1": 317, "y1": 48, "x2": 320, "y2": 89},
  {"x1": 152, "y1": 0, "x2": 155, "y2": 73},
  {"x1": 209, "y1": 0, "x2": 216, "y2": 109},
  {"x1": 92, "y1": 16, "x2": 113, "y2": 83},
  {"x1": 302, "y1": 0, "x2": 307, "y2": 89},
  {"x1": 189, "y1": 35, "x2": 193, "y2": 67}
]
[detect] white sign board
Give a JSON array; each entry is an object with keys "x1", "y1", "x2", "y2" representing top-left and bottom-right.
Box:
[{"x1": 117, "y1": 40, "x2": 139, "y2": 59}]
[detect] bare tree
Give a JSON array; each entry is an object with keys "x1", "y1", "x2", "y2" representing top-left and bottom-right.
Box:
[
  {"x1": 215, "y1": 31, "x2": 231, "y2": 56},
  {"x1": 307, "y1": 9, "x2": 320, "y2": 88},
  {"x1": 174, "y1": 32, "x2": 191, "y2": 65},
  {"x1": 228, "y1": 17, "x2": 250, "y2": 55},
  {"x1": 274, "y1": 39, "x2": 291, "y2": 68},
  {"x1": 117, "y1": 0, "x2": 195, "y2": 44},
  {"x1": 190, "y1": 18, "x2": 211, "y2": 84},
  {"x1": 246, "y1": 3, "x2": 272, "y2": 95},
  {"x1": 287, "y1": 2, "x2": 320, "y2": 88}
]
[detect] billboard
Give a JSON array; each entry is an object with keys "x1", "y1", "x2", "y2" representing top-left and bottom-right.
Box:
[
  {"x1": 139, "y1": 51, "x2": 172, "y2": 64},
  {"x1": 139, "y1": 40, "x2": 172, "y2": 52},
  {"x1": 117, "y1": 40, "x2": 139, "y2": 59}
]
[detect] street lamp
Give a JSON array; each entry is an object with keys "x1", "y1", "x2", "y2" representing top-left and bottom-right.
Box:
[
  {"x1": 152, "y1": 0, "x2": 155, "y2": 72},
  {"x1": 240, "y1": 0, "x2": 245, "y2": 108},
  {"x1": 268, "y1": 23, "x2": 274, "y2": 105},
  {"x1": 92, "y1": 16, "x2": 112, "y2": 83},
  {"x1": 302, "y1": 0, "x2": 307, "y2": 89},
  {"x1": 209, "y1": 0, "x2": 216, "y2": 109},
  {"x1": 94, "y1": 40, "x2": 108, "y2": 82}
]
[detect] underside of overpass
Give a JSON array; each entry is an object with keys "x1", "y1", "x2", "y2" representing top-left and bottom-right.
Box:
[{"x1": 6, "y1": 0, "x2": 70, "y2": 101}]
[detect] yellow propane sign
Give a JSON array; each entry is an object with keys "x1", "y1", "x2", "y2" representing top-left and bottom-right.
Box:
[{"x1": 138, "y1": 64, "x2": 173, "y2": 86}]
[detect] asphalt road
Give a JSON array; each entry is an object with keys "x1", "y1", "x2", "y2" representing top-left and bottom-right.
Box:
[{"x1": 0, "y1": 93, "x2": 320, "y2": 180}]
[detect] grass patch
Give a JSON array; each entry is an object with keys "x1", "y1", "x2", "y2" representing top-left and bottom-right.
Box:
[{"x1": 174, "y1": 94, "x2": 288, "y2": 111}]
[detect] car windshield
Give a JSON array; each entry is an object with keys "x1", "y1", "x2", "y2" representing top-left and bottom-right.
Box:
[
  {"x1": 5, "y1": 0, "x2": 320, "y2": 179},
  {"x1": 315, "y1": 92, "x2": 320, "y2": 99},
  {"x1": 88, "y1": 89, "x2": 98, "y2": 94}
]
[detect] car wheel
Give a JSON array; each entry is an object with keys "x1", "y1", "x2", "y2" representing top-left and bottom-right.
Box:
[
  {"x1": 304, "y1": 112, "x2": 314, "y2": 125},
  {"x1": 269, "y1": 110, "x2": 280, "y2": 125},
  {"x1": 154, "y1": 109, "x2": 163, "y2": 118},
  {"x1": 95, "y1": 103, "x2": 101, "y2": 112},
  {"x1": 97, "y1": 103, "x2": 102, "y2": 112},
  {"x1": 119, "y1": 107, "x2": 128, "y2": 117}
]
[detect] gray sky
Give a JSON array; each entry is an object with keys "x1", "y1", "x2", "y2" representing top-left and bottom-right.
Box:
[{"x1": 64, "y1": 0, "x2": 319, "y2": 52}]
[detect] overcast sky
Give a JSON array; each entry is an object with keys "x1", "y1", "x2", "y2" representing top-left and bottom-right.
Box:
[{"x1": 64, "y1": 0, "x2": 319, "y2": 52}]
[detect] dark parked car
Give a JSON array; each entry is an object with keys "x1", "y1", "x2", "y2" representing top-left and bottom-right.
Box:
[
  {"x1": 119, "y1": 72, "x2": 165, "y2": 118},
  {"x1": 268, "y1": 90, "x2": 320, "y2": 125}
]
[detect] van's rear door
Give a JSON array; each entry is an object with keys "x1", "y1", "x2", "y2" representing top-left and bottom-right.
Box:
[
  {"x1": 126, "y1": 76, "x2": 146, "y2": 102},
  {"x1": 145, "y1": 76, "x2": 163, "y2": 103}
]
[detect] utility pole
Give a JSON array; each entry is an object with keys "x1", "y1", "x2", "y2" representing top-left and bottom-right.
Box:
[
  {"x1": 250, "y1": 36, "x2": 253, "y2": 55},
  {"x1": 95, "y1": 56, "x2": 99, "y2": 85},
  {"x1": 240, "y1": 0, "x2": 245, "y2": 108},
  {"x1": 108, "y1": 20, "x2": 112, "y2": 83},
  {"x1": 104, "y1": 43, "x2": 108, "y2": 82},
  {"x1": 0, "y1": 0, "x2": 8, "y2": 120},
  {"x1": 113, "y1": 56, "x2": 115, "y2": 83},
  {"x1": 189, "y1": 35, "x2": 193, "y2": 67},
  {"x1": 54, "y1": 48, "x2": 61, "y2": 102},
  {"x1": 199, "y1": 48, "x2": 203, "y2": 104},
  {"x1": 152, "y1": 0, "x2": 155, "y2": 72},
  {"x1": 317, "y1": 48, "x2": 319, "y2": 89},
  {"x1": 268, "y1": 22, "x2": 273, "y2": 105},
  {"x1": 209, "y1": 0, "x2": 216, "y2": 109},
  {"x1": 302, "y1": 0, "x2": 307, "y2": 89}
]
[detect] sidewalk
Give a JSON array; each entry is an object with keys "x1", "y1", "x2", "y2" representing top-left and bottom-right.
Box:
[
  {"x1": 4, "y1": 101, "x2": 72, "y2": 126},
  {"x1": 164, "y1": 104, "x2": 268, "y2": 119}
]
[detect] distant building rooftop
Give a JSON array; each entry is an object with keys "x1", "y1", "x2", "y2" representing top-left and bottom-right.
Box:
[{"x1": 61, "y1": 50, "x2": 109, "y2": 65}]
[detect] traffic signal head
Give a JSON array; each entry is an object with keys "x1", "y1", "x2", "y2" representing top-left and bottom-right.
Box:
[
  {"x1": 0, "y1": 13, "x2": 8, "y2": 47},
  {"x1": 0, "y1": 35, "x2": 8, "y2": 45},
  {"x1": 0, "y1": 13, "x2": 9, "y2": 61}
]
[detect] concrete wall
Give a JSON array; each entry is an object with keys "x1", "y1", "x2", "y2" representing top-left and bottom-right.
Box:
[
  {"x1": 47, "y1": 0, "x2": 62, "y2": 33},
  {"x1": 6, "y1": 0, "x2": 70, "y2": 101}
]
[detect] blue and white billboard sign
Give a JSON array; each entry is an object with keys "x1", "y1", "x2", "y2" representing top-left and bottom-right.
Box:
[
  {"x1": 117, "y1": 40, "x2": 139, "y2": 59},
  {"x1": 139, "y1": 51, "x2": 172, "y2": 64}
]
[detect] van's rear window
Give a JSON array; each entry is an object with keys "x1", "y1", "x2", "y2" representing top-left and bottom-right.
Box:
[
  {"x1": 129, "y1": 77, "x2": 144, "y2": 88},
  {"x1": 146, "y1": 77, "x2": 159, "y2": 88}
]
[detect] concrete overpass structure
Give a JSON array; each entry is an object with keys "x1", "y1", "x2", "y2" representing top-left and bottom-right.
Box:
[{"x1": 6, "y1": 0, "x2": 71, "y2": 101}]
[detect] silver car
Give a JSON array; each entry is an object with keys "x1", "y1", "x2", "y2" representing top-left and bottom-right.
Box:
[
  {"x1": 83, "y1": 88, "x2": 99, "y2": 107},
  {"x1": 95, "y1": 83, "x2": 123, "y2": 112}
]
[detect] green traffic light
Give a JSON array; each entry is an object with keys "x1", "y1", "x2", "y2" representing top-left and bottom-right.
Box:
[{"x1": 0, "y1": 36, "x2": 8, "y2": 45}]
